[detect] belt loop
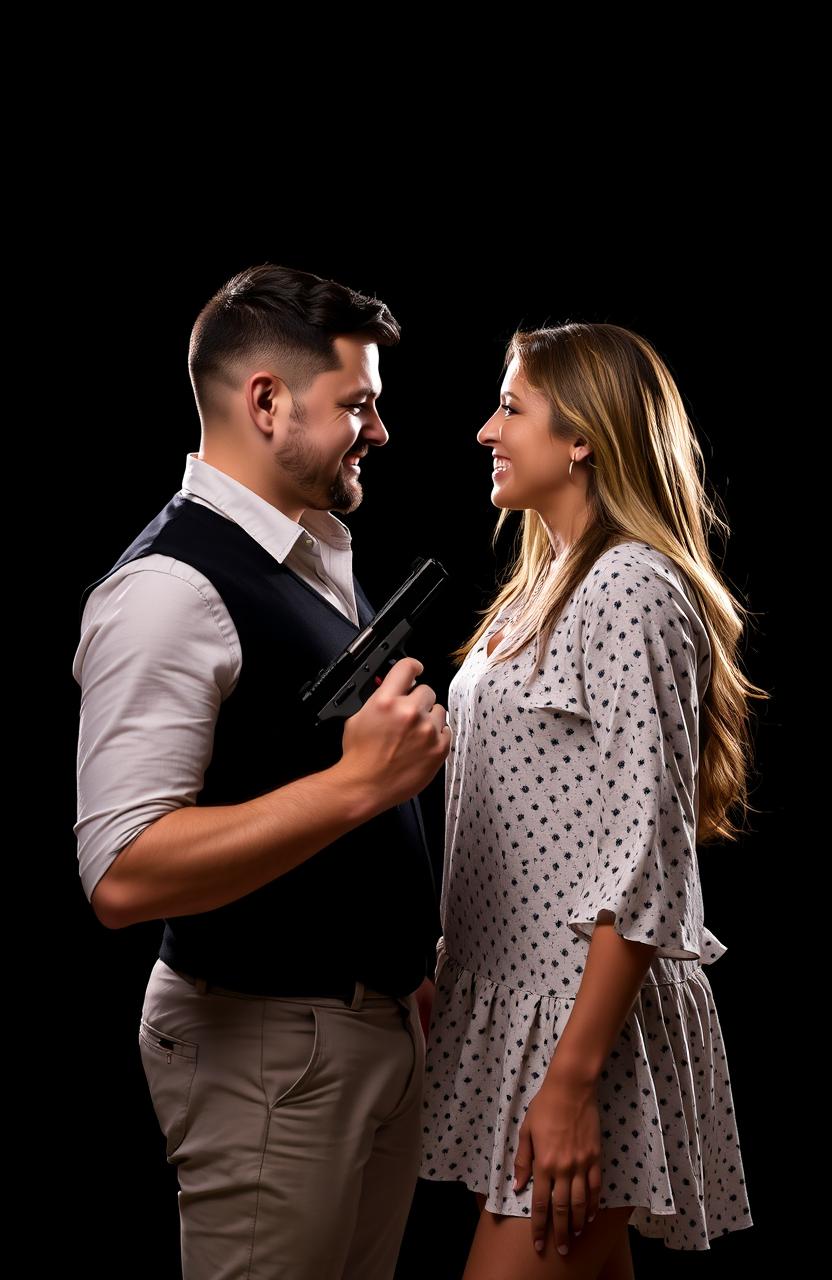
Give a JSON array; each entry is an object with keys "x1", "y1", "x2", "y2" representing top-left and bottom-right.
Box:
[
  {"x1": 349, "y1": 980, "x2": 364, "y2": 1010},
  {"x1": 195, "y1": 977, "x2": 208, "y2": 995}
]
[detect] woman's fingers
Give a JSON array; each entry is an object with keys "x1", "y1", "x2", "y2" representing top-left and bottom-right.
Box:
[
  {"x1": 569, "y1": 1170, "x2": 589, "y2": 1238},
  {"x1": 535, "y1": 1171, "x2": 597, "y2": 1257},
  {"x1": 550, "y1": 1180, "x2": 572, "y2": 1255},
  {"x1": 531, "y1": 1173, "x2": 554, "y2": 1254},
  {"x1": 587, "y1": 1161, "x2": 602, "y2": 1224}
]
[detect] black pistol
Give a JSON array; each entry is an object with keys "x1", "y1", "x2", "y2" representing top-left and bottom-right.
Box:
[{"x1": 298, "y1": 556, "x2": 448, "y2": 725}]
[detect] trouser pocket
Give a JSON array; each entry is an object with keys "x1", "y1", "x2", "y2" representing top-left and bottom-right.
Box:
[
  {"x1": 264, "y1": 1003, "x2": 326, "y2": 1109},
  {"x1": 138, "y1": 1017, "x2": 199, "y2": 1161}
]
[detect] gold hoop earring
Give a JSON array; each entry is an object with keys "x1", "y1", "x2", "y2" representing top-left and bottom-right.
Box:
[{"x1": 569, "y1": 456, "x2": 576, "y2": 478}]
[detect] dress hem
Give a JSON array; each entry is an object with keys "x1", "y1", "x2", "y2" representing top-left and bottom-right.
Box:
[{"x1": 417, "y1": 1171, "x2": 754, "y2": 1252}]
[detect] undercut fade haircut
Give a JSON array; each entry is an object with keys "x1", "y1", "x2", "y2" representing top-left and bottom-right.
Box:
[{"x1": 188, "y1": 262, "x2": 401, "y2": 419}]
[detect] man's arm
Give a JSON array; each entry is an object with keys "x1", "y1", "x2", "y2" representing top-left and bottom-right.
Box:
[
  {"x1": 74, "y1": 560, "x2": 380, "y2": 929},
  {"x1": 92, "y1": 762, "x2": 381, "y2": 928}
]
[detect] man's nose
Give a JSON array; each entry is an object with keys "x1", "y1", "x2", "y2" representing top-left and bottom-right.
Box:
[{"x1": 364, "y1": 415, "x2": 389, "y2": 447}]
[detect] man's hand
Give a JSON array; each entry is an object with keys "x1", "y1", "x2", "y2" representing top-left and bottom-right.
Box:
[{"x1": 412, "y1": 976, "x2": 435, "y2": 1040}]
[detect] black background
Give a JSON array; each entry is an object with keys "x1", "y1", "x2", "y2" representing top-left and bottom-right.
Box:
[{"x1": 55, "y1": 237, "x2": 778, "y2": 1278}]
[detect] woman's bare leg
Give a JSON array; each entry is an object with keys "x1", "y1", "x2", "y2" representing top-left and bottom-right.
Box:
[
  {"x1": 467, "y1": 1191, "x2": 634, "y2": 1279},
  {"x1": 596, "y1": 1227, "x2": 635, "y2": 1280}
]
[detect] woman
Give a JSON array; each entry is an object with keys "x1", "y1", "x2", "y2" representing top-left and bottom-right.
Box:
[{"x1": 417, "y1": 323, "x2": 758, "y2": 1278}]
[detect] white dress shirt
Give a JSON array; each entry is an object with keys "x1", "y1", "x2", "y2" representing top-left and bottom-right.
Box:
[{"x1": 73, "y1": 451, "x2": 360, "y2": 905}]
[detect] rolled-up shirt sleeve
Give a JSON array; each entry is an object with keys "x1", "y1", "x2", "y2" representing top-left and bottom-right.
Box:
[
  {"x1": 566, "y1": 561, "x2": 716, "y2": 961},
  {"x1": 72, "y1": 559, "x2": 240, "y2": 904}
]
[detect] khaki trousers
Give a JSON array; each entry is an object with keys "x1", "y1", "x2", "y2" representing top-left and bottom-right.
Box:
[{"x1": 138, "y1": 958, "x2": 425, "y2": 1279}]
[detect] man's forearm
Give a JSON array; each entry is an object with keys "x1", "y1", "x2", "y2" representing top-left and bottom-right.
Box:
[
  {"x1": 548, "y1": 918, "x2": 659, "y2": 1085},
  {"x1": 92, "y1": 762, "x2": 380, "y2": 929}
]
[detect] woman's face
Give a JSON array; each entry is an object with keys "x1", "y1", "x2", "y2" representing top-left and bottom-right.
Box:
[{"x1": 476, "y1": 356, "x2": 574, "y2": 513}]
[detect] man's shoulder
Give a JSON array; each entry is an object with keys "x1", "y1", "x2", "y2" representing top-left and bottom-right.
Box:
[
  {"x1": 82, "y1": 553, "x2": 217, "y2": 613},
  {"x1": 78, "y1": 554, "x2": 238, "y2": 658},
  {"x1": 74, "y1": 551, "x2": 240, "y2": 690}
]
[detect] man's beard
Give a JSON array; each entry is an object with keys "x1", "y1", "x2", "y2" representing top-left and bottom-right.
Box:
[
  {"x1": 274, "y1": 442, "x2": 362, "y2": 514},
  {"x1": 328, "y1": 455, "x2": 363, "y2": 514}
]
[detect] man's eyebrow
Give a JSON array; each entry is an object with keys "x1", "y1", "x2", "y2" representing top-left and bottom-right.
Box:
[{"x1": 341, "y1": 386, "x2": 381, "y2": 400}]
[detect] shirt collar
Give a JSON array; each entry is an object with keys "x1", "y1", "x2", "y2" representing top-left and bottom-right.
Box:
[{"x1": 179, "y1": 452, "x2": 352, "y2": 563}]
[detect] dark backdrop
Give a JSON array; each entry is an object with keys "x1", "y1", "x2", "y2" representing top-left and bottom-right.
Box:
[{"x1": 55, "y1": 243, "x2": 776, "y2": 1278}]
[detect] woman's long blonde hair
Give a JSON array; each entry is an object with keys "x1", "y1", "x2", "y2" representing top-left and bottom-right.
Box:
[{"x1": 449, "y1": 322, "x2": 769, "y2": 846}]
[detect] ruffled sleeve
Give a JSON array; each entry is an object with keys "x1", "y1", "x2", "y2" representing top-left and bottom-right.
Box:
[{"x1": 567, "y1": 556, "x2": 726, "y2": 963}]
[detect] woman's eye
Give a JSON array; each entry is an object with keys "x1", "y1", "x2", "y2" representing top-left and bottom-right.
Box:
[{"x1": 500, "y1": 404, "x2": 514, "y2": 417}]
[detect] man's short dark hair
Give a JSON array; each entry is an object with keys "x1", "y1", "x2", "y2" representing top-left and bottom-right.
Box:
[{"x1": 188, "y1": 262, "x2": 401, "y2": 418}]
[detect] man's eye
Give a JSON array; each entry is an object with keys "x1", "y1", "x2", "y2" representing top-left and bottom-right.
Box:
[{"x1": 345, "y1": 404, "x2": 366, "y2": 416}]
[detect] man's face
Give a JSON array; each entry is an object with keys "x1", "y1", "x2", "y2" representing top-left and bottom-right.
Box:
[{"x1": 275, "y1": 335, "x2": 388, "y2": 515}]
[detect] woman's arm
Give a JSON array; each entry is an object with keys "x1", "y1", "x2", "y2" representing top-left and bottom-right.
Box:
[
  {"x1": 546, "y1": 919, "x2": 658, "y2": 1085},
  {"x1": 513, "y1": 922, "x2": 659, "y2": 1254},
  {"x1": 513, "y1": 558, "x2": 708, "y2": 1253}
]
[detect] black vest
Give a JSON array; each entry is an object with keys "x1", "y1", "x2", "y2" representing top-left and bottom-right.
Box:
[{"x1": 79, "y1": 493, "x2": 441, "y2": 997}]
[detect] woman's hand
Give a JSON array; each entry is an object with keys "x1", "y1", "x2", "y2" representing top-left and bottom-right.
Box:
[{"x1": 512, "y1": 1066, "x2": 602, "y2": 1256}]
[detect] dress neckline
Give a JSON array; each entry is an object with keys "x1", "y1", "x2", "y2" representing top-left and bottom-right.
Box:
[{"x1": 482, "y1": 613, "x2": 520, "y2": 665}]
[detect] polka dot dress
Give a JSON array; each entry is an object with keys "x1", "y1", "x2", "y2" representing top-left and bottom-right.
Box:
[{"x1": 418, "y1": 541, "x2": 753, "y2": 1250}]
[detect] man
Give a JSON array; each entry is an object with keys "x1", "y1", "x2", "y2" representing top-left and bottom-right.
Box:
[{"x1": 72, "y1": 262, "x2": 451, "y2": 1280}]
